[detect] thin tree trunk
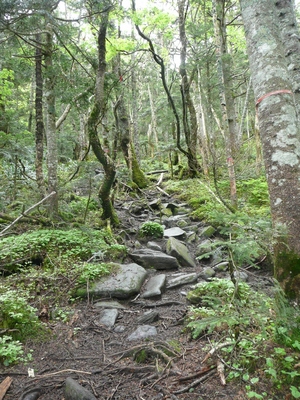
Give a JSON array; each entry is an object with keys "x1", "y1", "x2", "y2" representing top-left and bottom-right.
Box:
[
  {"x1": 44, "y1": 26, "x2": 58, "y2": 215},
  {"x1": 35, "y1": 32, "x2": 46, "y2": 197},
  {"x1": 212, "y1": 0, "x2": 237, "y2": 208},
  {"x1": 178, "y1": 0, "x2": 201, "y2": 177}
]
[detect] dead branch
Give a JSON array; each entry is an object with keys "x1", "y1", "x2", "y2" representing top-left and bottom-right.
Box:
[
  {"x1": 0, "y1": 191, "x2": 56, "y2": 236},
  {"x1": 201, "y1": 340, "x2": 235, "y2": 363},
  {"x1": 34, "y1": 368, "x2": 92, "y2": 378},
  {"x1": 0, "y1": 377, "x2": 12, "y2": 400},
  {"x1": 173, "y1": 369, "x2": 216, "y2": 394},
  {"x1": 217, "y1": 360, "x2": 226, "y2": 385},
  {"x1": 177, "y1": 365, "x2": 215, "y2": 382}
]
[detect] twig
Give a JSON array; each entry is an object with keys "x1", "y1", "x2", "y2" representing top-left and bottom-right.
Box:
[
  {"x1": 34, "y1": 368, "x2": 92, "y2": 378},
  {"x1": 201, "y1": 340, "x2": 235, "y2": 363},
  {"x1": 173, "y1": 369, "x2": 216, "y2": 394},
  {"x1": 0, "y1": 191, "x2": 56, "y2": 236},
  {"x1": 177, "y1": 366, "x2": 215, "y2": 382}
]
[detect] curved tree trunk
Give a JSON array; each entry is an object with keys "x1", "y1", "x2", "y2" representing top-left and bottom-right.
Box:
[
  {"x1": 240, "y1": 0, "x2": 300, "y2": 300},
  {"x1": 87, "y1": 2, "x2": 119, "y2": 225}
]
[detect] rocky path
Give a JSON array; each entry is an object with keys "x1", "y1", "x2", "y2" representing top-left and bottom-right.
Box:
[{"x1": 1, "y1": 192, "x2": 272, "y2": 399}]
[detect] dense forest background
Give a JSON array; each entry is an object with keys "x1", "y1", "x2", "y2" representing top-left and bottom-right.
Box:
[{"x1": 1, "y1": 1, "x2": 300, "y2": 398}]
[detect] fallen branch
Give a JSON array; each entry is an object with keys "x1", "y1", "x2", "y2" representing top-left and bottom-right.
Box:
[
  {"x1": 0, "y1": 377, "x2": 12, "y2": 400},
  {"x1": 34, "y1": 368, "x2": 91, "y2": 378},
  {"x1": 173, "y1": 369, "x2": 216, "y2": 394},
  {"x1": 217, "y1": 360, "x2": 226, "y2": 385},
  {"x1": 0, "y1": 191, "x2": 56, "y2": 236},
  {"x1": 201, "y1": 340, "x2": 235, "y2": 363},
  {"x1": 177, "y1": 366, "x2": 215, "y2": 382}
]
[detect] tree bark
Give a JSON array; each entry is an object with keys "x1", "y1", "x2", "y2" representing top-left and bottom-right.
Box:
[
  {"x1": 240, "y1": 0, "x2": 300, "y2": 299},
  {"x1": 212, "y1": 0, "x2": 238, "y2": 208},
  {"x1": 87, "y1": 2, "x2": 119, "y2": 225},
  {"x1": 178, "y1": 0, "x2": 202, "y2": 177},
  {"x1": 44, "y1": 26, "x2": 58, "y2": 215},
  {"x1": 35, "y1": 33, "x2": 46, "y2": 197}
]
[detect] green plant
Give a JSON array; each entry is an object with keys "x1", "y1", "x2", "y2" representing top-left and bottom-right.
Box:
[
  {"x1": 0, "y1": 335, "x2": 32, "y2": 366},
  {"x1": 0, "y1": 289, "x2": 42, "y2": 340},
  {"x1": 139, "y1": 221, "x2": 164, "y2": 239},
  {"x1": 0, "y1": 228, "x2": 114, "y2": 271},
  {"x1": 75, "y1": 262, "x2": 114, "y2": 285}
]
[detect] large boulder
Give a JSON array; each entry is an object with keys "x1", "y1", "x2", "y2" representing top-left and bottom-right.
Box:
[
  {"x1": 166, "y1": 237, "x2": 196, "y2": 268},
  {"x1": 78, "y1": 263, "x2": 147, "y2": 299},
  {"x1": 129, "y1": 249, "x2": 179, "y2": 270}
]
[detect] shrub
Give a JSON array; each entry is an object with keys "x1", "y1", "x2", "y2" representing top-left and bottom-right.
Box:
[{"x1": 139, "y1": 222, "x2": 164, "y2": 239}]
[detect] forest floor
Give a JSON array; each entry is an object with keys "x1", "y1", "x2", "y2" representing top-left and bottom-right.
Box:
[{"x1": 0, "y1": 189, "x2": 280, "y2": 400}]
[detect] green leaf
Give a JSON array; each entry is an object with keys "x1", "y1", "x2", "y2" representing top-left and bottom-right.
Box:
[{"x1": 290, "y1": 386, "x2": 300, "y2": 399}]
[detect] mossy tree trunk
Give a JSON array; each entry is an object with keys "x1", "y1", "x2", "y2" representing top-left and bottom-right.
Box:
[
  {"x1": 240, "y1": 0, "x2": 300, "y2": 300},
  {"x1": 87, "y1": 1, "x2": 119, "y2": 226},
  {"x1": 115, "y1": 95, "x2": 148, "y2": 189}
]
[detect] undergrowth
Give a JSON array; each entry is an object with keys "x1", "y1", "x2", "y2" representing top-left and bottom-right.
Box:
[{"x1": 186, "y1": 279, "x2": 300, "y2": 398}]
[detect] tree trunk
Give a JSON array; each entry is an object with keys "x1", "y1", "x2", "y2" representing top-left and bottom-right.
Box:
[
  {"x1": 35, "y1": 32, "x2": 46, "y2": 197},
  {"x1": 240, "y1": 0, "x2": 300, "y2": 300},
  {"x1": 178, "y1": 0, "x2": 202, "y2": 177},
  {"x1": 115, "y1": 95, "x2": 148, "y2": 189},
  {"x1": 87, "y1": 2, "x2": 119, "y2": 225},
  {"x1": 275, "y1": 0, "x2": 300, "y2": 117},
  {"x1": 212, "y1": 0, "x2": 238, "y2": 208},
  {"x1": 44, "y1": 26, "x2": 58, "y2": 215}
]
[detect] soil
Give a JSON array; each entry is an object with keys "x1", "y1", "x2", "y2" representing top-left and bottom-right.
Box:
[{"x1": 0, "y1": 189, "x2": 278, "y2": 400}]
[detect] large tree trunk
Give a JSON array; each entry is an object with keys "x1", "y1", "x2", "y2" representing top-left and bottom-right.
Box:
[
  {"x1": 240, "y1": 0, "x2": 300, "y2": 300},
  {"x1": 87, "y1": 2, "x2": 119, "y2": 225}
]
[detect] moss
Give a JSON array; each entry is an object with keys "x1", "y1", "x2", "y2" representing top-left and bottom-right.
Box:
[
  {"x1": 131, "y1": 149, "x2": 148, "y2": 189},
  {"x1": 275, "y1": 250, "x2": 300, "y2": 300},
  {"x1": 134, "y1": 349, "x2": 148, "y2": 363}
]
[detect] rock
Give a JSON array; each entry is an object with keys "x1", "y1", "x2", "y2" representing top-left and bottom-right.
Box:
[
  {"x1": 84, "y1": 263, "x2": 147, "y2": 299},
  {"x1": 186, "y1": 232, "x2": 197, "y2": 242},
  {"x1": 200, "y1": 267, "x2": 216, "y2": 280},
  {"x1": 64, "y1": 377, "x2": 97, "y2": 400},
  {"x1": 165, "y1": 215, "x2": 190, "y2": 228},
  {"x1": 136, "y1": 310, "x2": 159, "y2": 324},
  {"x1": 130, "y1": 249, "x2": 179, "y2": 270},
  {"x1": 141, "y1": 274, "x2": 166, "y2": 298},
  {"x1": 127, "y1": 325, "x2": 157, "y2": 341},
  {"x1": 147, "y1": 241, "x2": 162, "y2": 251},
  {"x1": 99, "y1": 309, "x2": 118, "y2": 328},
  {"x1": 195, "y1": 240, "x2": 213, "y2": 258},
  {"x1": 177, "y1": 219, "x2": 189, "y2": 228},
  {"x1": 214, "y1": 262, "x2": 229, "y2": 272},
  {"x1": 21, "y1": 390, "x2": 41, "y2": 400},
  {"x1": 234, "y1": 271, "x2": 249, "y2": 282},
  {"x1": 166, "y1": 273, "x2": 198, "y2": 289},
  {"x1": 114, "y1": 325, "x2": 126, "y2": 333},
  {"x1": 164, "y1": 227, "x2": 186, "y2": 238},
  {"x1": 93, "y1": 300, "x2": 126, "y2": 309},
  {"x1": 166, "y1": 237, "x2": 196, "y2": 268},
  {"x1": 199, "y1": 226, "x2": 216, "y2": 238}
]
